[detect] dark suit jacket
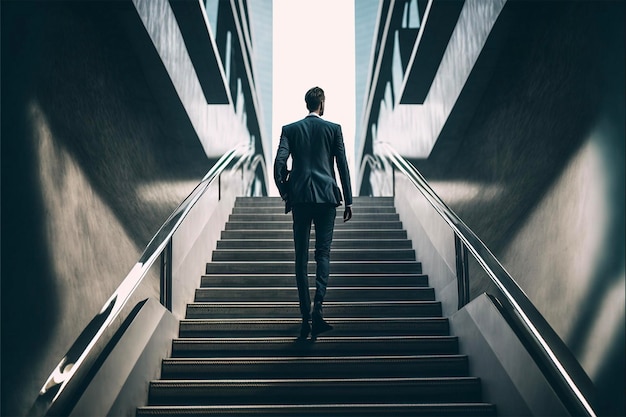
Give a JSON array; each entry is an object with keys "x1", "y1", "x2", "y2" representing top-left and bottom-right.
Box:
[{"x1": 274, "y1": 114, "x2": 353, "y2": 212}]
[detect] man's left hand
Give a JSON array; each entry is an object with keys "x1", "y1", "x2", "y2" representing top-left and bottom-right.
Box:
[{"x1": 343, "y1": 206, "x2": 352, "y2": 222}]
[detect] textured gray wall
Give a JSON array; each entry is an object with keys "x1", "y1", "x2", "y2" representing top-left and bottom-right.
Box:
[
  {"x1": 412, "y1": 2, "x2": 624, "y2": 415},
  {"x1": 1, "y1": 3, "x2": 214, "y2": 415}
]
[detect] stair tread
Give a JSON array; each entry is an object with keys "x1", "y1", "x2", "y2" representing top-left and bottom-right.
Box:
[
  {"x1": 205, "y1": 261, "x2": 422, "y2": 275},
  {"x1": 188, "y1": 301, "x2": 440, "y2": 306},
  {"x1": 211, "y1": 249, "x2": 416, "y2": 252},
  {"x1": 216, "y1": 239, "x2": 413, "y2": 249},
  {"x1": 200, "y1": 274, "x2": 430, "y2": 288},
  {"x1": 228, "y1": 214, "x2": 401, "y2": 219},
  {"x1": 180, "y1": 317, "x2": 447, "y2": 323},
  {"x1": 173, "y1": 335, "x2": 457, "y2": 342},
  {"x1": 225, "y1": 222, "x2": 403, "y2": 230},
  {"x1": 194, "y1": 287, "x2": 436, "y2": 301},
  {"x1": 147, "y1": 378, "x2": 483, "y2": 405},
  {"x1": 232, "y1": 208, "x2": 398, "y2": 213},
  {"x1": 219, "y1": 237, "x2": 407, "y2": 240},
  {"x1": 151, "y1": 377, "x2": 481, "y2": 384},
  {"x1": 171, "y1": 335, "x2": 459, "y2": 355},
  {"x1": 139, "y1": 402, "x2": 493, "y2": 406},
  {"x1": 140, "y1": 403, "x2": 494, "y2": 406},
  {"x1": 195, "y1": 284, "x2": 431, "y2": 291},
  {"x1": 208, "y1": 261, "x2": 419, "y2": 264},
  {"x1": 163, "y1": 354, "x2": 467, "y2": 362},
  {"x1": 178, "y1": 318, "x2": 450, "y2": 337},
  {"x1": 202, "y1": 273, "x2": 427, "y2": 275},
  {"x1": 213, "y1": 248, "x2": 414, "y2": 252},
  {"x1": 211, "y1": 250, "x2": 416, "y2": 261},
  {"x1": 160, "y1": 355, "x2": 470, "y2": 379},
  {"x1": 136, "y1": 403, "x2": 496, "y2": 417}
]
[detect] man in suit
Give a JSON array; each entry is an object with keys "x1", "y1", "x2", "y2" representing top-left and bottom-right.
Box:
[{"x1": 274, "y1": 86, "x2": 353, "y2": 339}]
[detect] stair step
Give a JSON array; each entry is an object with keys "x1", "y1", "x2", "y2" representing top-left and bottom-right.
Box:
[
  {"x1": 178, "y1": 317, "x2": 449, "y2": 337},
  {"x1": 205, "y1": 261, "x2": 422, "y2": 275},
  {"x1": 216, "y1": 239, "x2": 413, "y2": 249},
  {"x1": 200, "y1": 274, "x2": 429, "y2": 288},
  {"x1": 211, "y1": 249, "x2": 416, "y2": 262},
  {"x1": 171, "y1": 336, "x2": 460, "y2": 357},
  {"x1": 137, "y1": 403, "x2": 497, "y2": 417},
  {"x1": 225, "y1": 221, "x2": 403, "y2": 230},
  {"x1": 185, "y1": 301, "x2": 442, "y2": 319},
  {"x1": 235, "y1": 197, "x2": 395, "y2": 207},
  {"x1": 228, "y1": 213, "x2": 400, "y2": 222},
  {"x1": 194, "y1": 287, "x2": 435, "y2": 302},
  {"x1": 232, "y1": 206, "x2": 398, "y2": 214},
  {"x1": 221, "y1": 229, "x2": 408, "y2": 239},
  {"x1": 161, "y1": 355, "x2": 469, "y2": 379},
  {"x1": 147, "y1": 377, "x2": 483, "y2": 405}
]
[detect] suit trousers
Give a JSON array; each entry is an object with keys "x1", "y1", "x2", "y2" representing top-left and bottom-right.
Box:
[{"x1": 291, "y1": 203, "x2": 336, "y2": 320}]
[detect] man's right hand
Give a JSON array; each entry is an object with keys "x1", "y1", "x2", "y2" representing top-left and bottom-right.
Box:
[{"x1": 343, "y1": 206, "x2": 352, "y2": 222}]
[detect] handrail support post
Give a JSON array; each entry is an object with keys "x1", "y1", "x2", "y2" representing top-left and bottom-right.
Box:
[
  {"x1": 455, "y1": 234, "x2": 470, "y2": 309},
  {"x1": 160, "y1": 240, "x2": 173, "y2": 311}
]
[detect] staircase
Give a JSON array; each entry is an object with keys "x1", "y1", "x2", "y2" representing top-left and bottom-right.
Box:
[{"x1": 137, "y1": 196, "x2": 496, "y2": 416}]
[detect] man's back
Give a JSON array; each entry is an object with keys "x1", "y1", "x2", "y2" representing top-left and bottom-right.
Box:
[{"x1": 277, "y1": 115, "x2": 352, "y2": 207}]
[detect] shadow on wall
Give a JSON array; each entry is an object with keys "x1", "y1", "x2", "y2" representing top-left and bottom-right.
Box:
[
  {"x1": 414, "y1": 1, "x2": 624, "y2": 415},
  {"x1": 421, "y1": 1, "x2": 606, "y2": 248},
  {"x1": 1, "y1": 2, "x2": 213, "y2": 415}
]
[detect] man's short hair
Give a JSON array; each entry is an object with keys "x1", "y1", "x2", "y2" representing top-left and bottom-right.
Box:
[{"x1": 305, "y1": 87, "x2": 325, "y2": 112}]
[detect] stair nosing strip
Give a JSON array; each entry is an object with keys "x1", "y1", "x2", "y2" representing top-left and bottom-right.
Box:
[
  {"x1": 208, "y1": 261, "x2": 420, "y2": 264},
  {"x1": 202, "y1": 273, "x2": 428, "y2": 277},
  {"x1": 197, "y1": 287, "x2": 431, "y2": 290},
  {"x1": 180, "y1": 317, "x2": 446, "y2": 322},
  {"x1": 188, "y1": 301, "x2": 440, "y2": 306},
  {"x1": 151, "y1": 376, "x2": 480, "y2": 384},
  {"x1": 173, "y1": 335, "x2": 456, "y2": 342},
  {"x1": 164, "y1": 354, "x2": 467, "y2": 362},
  {"x1": 138, "y1": 403, "x2": 495, "y2": 409}
]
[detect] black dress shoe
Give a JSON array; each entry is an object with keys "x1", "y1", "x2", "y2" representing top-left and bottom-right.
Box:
[
  {"x1": 299, "y1": 320, "x2": 311, "y2": 339},
  {"x1": 311, "y1": 318, "x2": 333, "y2": 337}
]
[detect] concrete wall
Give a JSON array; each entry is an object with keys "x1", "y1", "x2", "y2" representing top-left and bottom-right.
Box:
[
  {"x1": 405, "y1": 2, "x2": 624, "y2": 415},
  {"x1": 171, "y1": 172, "x2": 241, "y2": 319},
  {"x1": 0, "y1": 2, "x2": 252, "y2": 415},
  {"x1": 394, "y1": 175, "x2": 459, "y2": 316},
  {"x1": 450, "y1": 294, "x2": 571, "y2": 417},
  {"x1": 68, "y1": 298, "x2": 178, "y2": 417}
]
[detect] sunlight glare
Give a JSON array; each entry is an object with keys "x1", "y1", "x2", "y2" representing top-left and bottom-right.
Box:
[{"x1": 272, "y1": 0, "x2": 356, "y2": 196}]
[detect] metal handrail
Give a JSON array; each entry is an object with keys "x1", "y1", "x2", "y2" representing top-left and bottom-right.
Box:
[
  {"x1": 34, "y1": 142, "x2": 256, "y2": 413},
  {"x1": 364, "y1": 141, "x2": 597, "y2": 417},
  {"x1": 243, "y1": 153, "x2": 267, "y2": 196}
]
